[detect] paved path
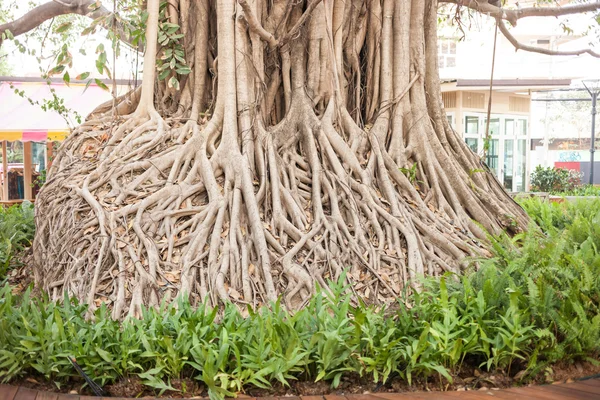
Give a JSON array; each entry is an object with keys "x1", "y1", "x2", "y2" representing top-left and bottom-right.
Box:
[{"x1": 1, "y1": 379, "x2": 600, "y2": 400}]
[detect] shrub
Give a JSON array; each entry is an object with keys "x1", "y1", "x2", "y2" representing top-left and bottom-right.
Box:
[
  {"x1": 0, "y1": 202, "x2": 35, "y2": 279},
  {"x1": 554, "y1": 185, "x2": 600, "y2": 197},
  {"x1": 530, "y1": 166, "x2": 582, "y2": 193}
]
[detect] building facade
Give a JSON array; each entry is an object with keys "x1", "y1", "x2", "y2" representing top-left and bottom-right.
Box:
[
  {"x1": 438, "y1": 0, "x2": 599, "y2": 191},
  {"x1": 441, "y1": 80, "x2": 569, "y2": 192}
]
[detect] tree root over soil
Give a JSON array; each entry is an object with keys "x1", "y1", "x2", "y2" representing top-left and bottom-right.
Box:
[{"x1": 33, "y1": 0, "x2": 528, "y2": 319}]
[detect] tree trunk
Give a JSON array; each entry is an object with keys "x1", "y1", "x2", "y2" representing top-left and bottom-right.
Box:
[{"x1": 33, "y1": 0, "x2": 528, "y2": 318}]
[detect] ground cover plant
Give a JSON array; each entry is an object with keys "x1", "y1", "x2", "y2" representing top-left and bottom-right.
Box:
[
  {"x1": 0, "y1": 203, "x2": 35, "y2": 280},
  {"x1": 1, "y1": 197, "x2": 599, "y2": 399},
  {"x1": 551, "y1": 185, "x2": 600, "y2": 197}
]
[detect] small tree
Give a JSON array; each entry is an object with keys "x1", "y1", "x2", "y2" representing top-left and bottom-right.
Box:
[{"x1": 1, "y1": 0, "x2": 599, "y2": 317}]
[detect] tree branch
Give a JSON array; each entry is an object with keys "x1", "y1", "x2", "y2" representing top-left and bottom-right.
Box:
[
  {"x1": 237, "y1": 0, "x2": 278, "y2": 48},
  {"x1": 278, "y1": 0, "x2": 323, "y2": 48},
  {"x1": 0, "y1": 0, "x2": 140, "y2": 50},
  {"x1": 237, "y1": 0, "x2": 323, "y2": 49},
  {"x1": 497, "y1": 19, "x2": 600, "y2": 58},
  {"x1": 441, "y1": 0, "x2": 600, "y2": 27}
]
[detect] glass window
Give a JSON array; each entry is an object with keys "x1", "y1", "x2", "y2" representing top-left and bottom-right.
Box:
[
  {"x1": 465, "y1": 138, "x2": 478, "y2": 152},
  {"x1": 8, "y1": 141, "x2": 24, "y2": 163},
  {"x1": 4, "y1": 142, "x2": 24, "y2": 200},
  {"x1": 32, "y1": 142, "x2": 46, "y2": 173},
  {"x1": 438, "y1": 39, "x2": 457, "y2": 68},
  {"x1": 517, "y1": 119, "x2": 527, "y2": 135},
  {"x1": 485, "y1": 139, "x2": 499, "y2": 175},
  {"x1": 485, "y1": 118, "x2": 501, "y2": 136},
  {"x1": 516, "y1": 139, "x2": 526, "y2": 192},
  {"x1": 503, "y1": 139, "x2": 514, "y2": 191},
  {"x1": 465, "y1": 116, "x2": 479, "y2": 134},
  {"x1": 447, "y1": 114, "x2": 453, "y2": 127},
  {"x1": 505, "y1": 119, "x2": 515, "y2": 136}
]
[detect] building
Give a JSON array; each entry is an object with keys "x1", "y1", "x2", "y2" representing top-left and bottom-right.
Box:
[
  {"x1": 441, "y1": 79, "x2": 570, "y2": 192},
  {"x1": 0, "y1": 77, "x2": 136, "y2": 203},
  {"x1": 438, "y1": 0, "x2": 599, "y2": 191}
]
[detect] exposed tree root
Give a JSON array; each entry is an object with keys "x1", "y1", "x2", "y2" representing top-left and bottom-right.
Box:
[{"x1": 33, "y1": 0, "x2": 528, "y2": 318}]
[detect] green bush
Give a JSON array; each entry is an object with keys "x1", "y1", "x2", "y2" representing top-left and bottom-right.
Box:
[
  {"x1": 0, "y1": 202, "x2": 35, "y2": 279},
  {"x1": 0, "y1": 199, "x2": 599, "y2": 399},
  {"x1": 530, "y1": 166, "x2": 582, "y2": 193},
  {"x1": 552, "y1": 185, "x2": 600, "y2": 196}
]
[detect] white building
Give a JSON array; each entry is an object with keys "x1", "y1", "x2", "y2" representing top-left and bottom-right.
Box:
[{"x1": 438, "y1": 0, "x2": 600, "y2": 190}]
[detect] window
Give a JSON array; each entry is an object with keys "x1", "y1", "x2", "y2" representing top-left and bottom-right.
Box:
[
  {"x1": 32, "y1": 142, "x2": 46, "y2": 173},
  {"x1": 485, "y1": 139, "x2": 499, "y2": 175},
  {"x1": 459, "y1": 114, "x2": 529, "y2": 191},
  {"x1": 517, "y1": 119, "x2": 527, "y2": 135},
  {"x1": 503, "y1": 139, "x2": 514, "y2": 191},
  {"x1": 505, "y1": 119, "x2": 515, "y2": 136},
  {"x1": 438, "y1": 39, "x2": 457, "y2": 68},
  {"x1": 465, "y1": 138, "x2": 478, "y2": 152},
  {"x1": 516, "y1": 139, "x2": 527, "y2": 192},
  {"x1": 465, "y1": 116, "x2": 479, "y2": 134},
  {"x1": 484, "y1": 118, "x2": 501, "y2": 136},
  {"x1": 7, "y1": 141, "x2": 24, "y2": 163}
]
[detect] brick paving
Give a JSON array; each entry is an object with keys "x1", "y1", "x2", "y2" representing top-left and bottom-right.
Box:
[{"x1": 2, "y1": 379, "x2": 600, "y2": 400}]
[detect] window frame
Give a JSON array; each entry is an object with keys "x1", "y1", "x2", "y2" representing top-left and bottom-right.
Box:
[{"x1": 460, "y1": 112, "x2": 529, "y2": 192}]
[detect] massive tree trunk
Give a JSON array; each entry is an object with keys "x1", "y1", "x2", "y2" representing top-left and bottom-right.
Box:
[{"x1": 33, "y1": 0, "x2": 528, "y2": 319}]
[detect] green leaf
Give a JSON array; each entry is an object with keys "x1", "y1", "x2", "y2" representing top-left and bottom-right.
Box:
[
  {"x1": 96, "y1": 60, "x2": 105, "y2": 75},
  {"x1": 176, "y1": 66, "x2": 191, "y2": 75},
  {"x1": 54, "y1": 22, "x2": 72, "y2": 33},
  {"x1": 75, "y1": 72, "x2": 90, "y2": 81},
  {"x1": 48, "y1": 65, "x2": 65, "y2": 76},
  {"x1": 158, "y1": 68, "x2": 171, "y2": 81},
  {"x1": 168, "y1": 76, "x2": 180, "y2": 91},
  {"x1": 81, "y1": 26, "x2": 95, "y2": 36},
  {"x1": 95, "y1": 79, "x2": 109, "y2": 91},
  {"x1": 96, "y1": 348, "x2": 113, "y2": 363}
]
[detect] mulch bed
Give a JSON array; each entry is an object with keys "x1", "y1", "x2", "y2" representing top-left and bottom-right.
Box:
[{"x1": 10, "y1": 360, "x2": 600, "y2": 398}]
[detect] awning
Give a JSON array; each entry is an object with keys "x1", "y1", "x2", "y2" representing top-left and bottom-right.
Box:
[
  {"x1": 0, "y1": 130, "x2": 68, "y2": 142},
  {"x1": 0, "y1": 79, "x2": 118, "y2": 142}
]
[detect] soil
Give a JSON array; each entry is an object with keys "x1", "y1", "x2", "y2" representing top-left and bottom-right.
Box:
[{"x1": 10, "y1": 359, "x2": 600, "y2": 398}]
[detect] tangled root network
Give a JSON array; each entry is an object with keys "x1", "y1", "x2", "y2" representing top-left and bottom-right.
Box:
[{"x1": 33, "y1": 0, "x2": 528, "y2": 319}]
